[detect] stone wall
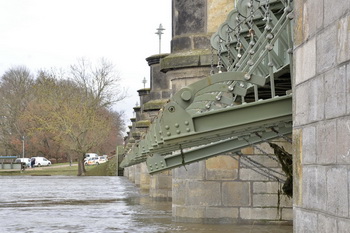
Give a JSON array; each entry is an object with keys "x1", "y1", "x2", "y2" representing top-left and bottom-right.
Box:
[
  {"x1": 293, "y1": 0, "x2": 350, "y2": 232},
  {"x1": 172, "y1": 141, "x2": 293, "y2": 224},
  {"x1": 124, "y1": 0, "x2": 297, "y2": 225},
  {"x1": 149, "y1": 170, "x2": 173, "y2": 200},
  {"x1": 166, "y1": 0, "x2": 293, "y2": 224},
  {"x1": 139, "y1": 163, "x2": 150, "y2": 190}
]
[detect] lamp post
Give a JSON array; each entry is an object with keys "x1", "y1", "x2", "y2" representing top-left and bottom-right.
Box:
[
  {"x1": 22, "y1": 135, "x2": 24, "y2": 158},
  {"x1": 155, "y1": 24, "x2": 165, "y2": 54},
  {"x1": 142, "y1": 77, "x2": 147, "y2": 88}
]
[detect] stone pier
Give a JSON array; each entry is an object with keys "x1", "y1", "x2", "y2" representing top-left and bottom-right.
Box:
[
  {"x1": 163, "y1": 0, "x2": 292, "y2": 224},
  {"x1": 121, "y1": 0, "x2": 350, "y2": 230},
  {"x1": 293, "y1": 0, "x2": 350, "y2": 231}
]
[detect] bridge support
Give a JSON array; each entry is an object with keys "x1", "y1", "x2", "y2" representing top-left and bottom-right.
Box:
[
  {"x1": 121, "y1": 0, "x2": 294, "y2": 225},
  {"x1": 172, "y1": 140, "x2": 292, "y2": 224}
]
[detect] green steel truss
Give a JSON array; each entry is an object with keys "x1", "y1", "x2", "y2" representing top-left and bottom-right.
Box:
[{"x1": 120, "y1": 0, "x2": 294, "y2": 173}]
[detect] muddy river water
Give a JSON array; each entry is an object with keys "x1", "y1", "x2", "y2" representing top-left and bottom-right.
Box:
[{"x1": 0, "y1": 176, "x2": 292, "y2": 232}]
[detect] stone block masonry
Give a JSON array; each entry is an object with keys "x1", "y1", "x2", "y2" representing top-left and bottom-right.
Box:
[
  {"x1": 293, "y1": 0, "x2": 350, "y2": 232},
  {"x1": 172, "y1": 153, "x2": 293, "y2": 224}
]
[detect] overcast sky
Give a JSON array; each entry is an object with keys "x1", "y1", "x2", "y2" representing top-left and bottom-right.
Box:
[{"x1": 0, "y1": 0, "x2": 172, "y2": 126}]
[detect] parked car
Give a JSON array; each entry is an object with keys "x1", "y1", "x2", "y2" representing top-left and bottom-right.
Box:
[
  {"x1": 31, "y1": 157, "x2": 51, "y2": 167},
  {"x1": 84, "y1": 153, "x2": 99, "y2": 162},
  {"x1": 98, "y1": 156, "x2": 108, "y2": 164},
  {"x1": 85, "y1": 157, "x2": 99, "y2": 166},
  {"x1": 15, "y1": 158, "x2": 31, "y2": 167}
]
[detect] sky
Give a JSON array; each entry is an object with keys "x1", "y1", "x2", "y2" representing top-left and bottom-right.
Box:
[{"x1": 0, "y1": 0, "x2": 172, "y2": 128}]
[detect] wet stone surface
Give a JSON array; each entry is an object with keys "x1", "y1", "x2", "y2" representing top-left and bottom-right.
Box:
[{"x1": 0, "y1": 176, "x2": 293, "y2": 233}]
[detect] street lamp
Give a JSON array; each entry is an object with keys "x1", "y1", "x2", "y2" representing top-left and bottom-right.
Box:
[
  {"x1": 22, "y1": 135, "x2": 24, "y2": 158},
  {"x1": 155, "y1": 24, "x2": 165, "y2": 54},
  {"x1": 142, "y1": 77, "x2": 147, "y2": 88}
]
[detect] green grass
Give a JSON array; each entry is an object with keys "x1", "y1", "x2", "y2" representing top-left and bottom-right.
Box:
[
  {"x1": 0, "y1": 165, "x2": 78, "y2": 176},
  {"x1": 0, "y1": 158, "x2": 117, "y2": 176},
  {"x1": 51, "y1": 162, "x2": 78, "y2": 166},
  {"x1": 85, "y1": 157, "x2": 117, "y2": 176}
]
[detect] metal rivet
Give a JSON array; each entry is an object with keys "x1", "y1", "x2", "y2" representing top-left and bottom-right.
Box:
[
  {"x1": 167, "y1": 132, "x2": 171, "y2": 136},
  {"x1": 265, "y1": 25, "x2": 272, "y2": 31},
  {"x1": 266, "y1": 33, "x2": 274, "y2": 40},
  {"x1": 184, "y1": 121, "x2": 189, "y2": 125},
  {"x1": 287, "y1": 13, "x2": 294, "y2": 20},
  {"x1": 181, "y1": 90, "x2": 192, "y2": 101},
  {"x1": 186, "y1": 128, "x2": 190, "y2": 132},
  {"x1": 285, "y1": 6, "x2": 292, "y2": 12},
  {"x1": 175, "y1": 123, "x2": 179, "y2": 128},
  {"x1": 168, "y1": 106, "x2": 175, "y2": 112},
  {"x1": 265, "y1": 44, "x2": 273, "y2": 51},
  {"x1": 165, "y1": 125, "x2": 170, "y2": 130},
  {"x1": 176, "y1": 130, "x2": 180, "y2": 134}
]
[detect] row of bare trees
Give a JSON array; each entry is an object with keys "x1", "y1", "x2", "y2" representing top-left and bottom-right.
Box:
[{"x1": 0, "y1": 58, "x2": 126, "y2": 175}]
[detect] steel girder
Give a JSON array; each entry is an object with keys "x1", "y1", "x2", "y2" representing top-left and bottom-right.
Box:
[
  {"x1": 120, "y1": 0, "x2": 294, "y2": 172},
  {"x1": 147, "y1": 123, "x2": 292, "y2": 174}
]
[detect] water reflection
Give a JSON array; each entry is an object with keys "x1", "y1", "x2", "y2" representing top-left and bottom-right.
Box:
[{"x1": 0, "y1": 176, "x2": 292, "y2": 233}]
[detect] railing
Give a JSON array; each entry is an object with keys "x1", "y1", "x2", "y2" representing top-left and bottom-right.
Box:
[{"x1": 120, "y1": 0, "x2": 294, "y2": 173}]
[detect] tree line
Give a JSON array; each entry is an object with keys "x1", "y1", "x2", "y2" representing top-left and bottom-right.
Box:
[{"x1": 0, "y1": 58, "x2": 126, "y2": 175}]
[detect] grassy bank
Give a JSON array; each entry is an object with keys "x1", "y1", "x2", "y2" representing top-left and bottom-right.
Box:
[
  {"x1": 85, "y1": 157, "x2": 117, "y2": 176},
  {"x1": 0, "y1": 165, "x2": 82, "y2": 176},
  {"x1": 0, "y1": 157, "x2": 117, "y2": 176}
]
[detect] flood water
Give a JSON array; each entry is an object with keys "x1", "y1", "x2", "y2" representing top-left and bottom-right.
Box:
[{"x1": 0, "y1": 176, "x2": 293, "y2": 233}]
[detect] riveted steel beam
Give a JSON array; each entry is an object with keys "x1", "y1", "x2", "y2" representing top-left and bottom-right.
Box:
[
  {"x1": 146, "y1": 125, "x2": 292, "y2": 174},
  {"x1": 120, "y1": 0, "x2": 294, "y2": 170},
  {"x1": 148, "y1": 94, "x2": 292, "y2": 155},
  {"x1": 121, "y1": 94, "x2": 292, "y2": 169}
]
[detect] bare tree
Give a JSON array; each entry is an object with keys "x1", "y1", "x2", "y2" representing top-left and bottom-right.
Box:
[
  {"x1": 70, "y1": 58, "x2": 126, "y2": 108},
  {"x1": 0, "y1": 66, "x2": 34, "y2": 155},
  {"x1": 23, "y1": 60, "x2": 126, "y2": 175}
]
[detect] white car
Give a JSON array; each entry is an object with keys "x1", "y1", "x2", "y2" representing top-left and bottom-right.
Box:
[
  {"x1": 31, "y1": 157, "x2": 51, "y2": 167},
  {"x1": 98, "y1": 156, "x2": 108, "y2": 164},
  {"x1": 85, "y1": 157, "x2": 99, "y2": 166},
  {"x1": 15, "y1": 158, "x2": 31, "y2": 167},
  {"x1": 84, "y1": 153, "x2": 99, "y2": 163}
]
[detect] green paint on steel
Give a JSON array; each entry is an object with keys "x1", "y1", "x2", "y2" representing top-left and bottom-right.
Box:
[
  {"x1": 147, "y1": 125, "x2": 292, "y2": 174},
  {"x1": 121, "y1": 0, "x2": 294, "y2": 172}
]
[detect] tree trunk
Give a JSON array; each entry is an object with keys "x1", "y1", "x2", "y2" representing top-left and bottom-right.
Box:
[{"x1": 77, "y1": 153, "x2": 86, "y2": 176}]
